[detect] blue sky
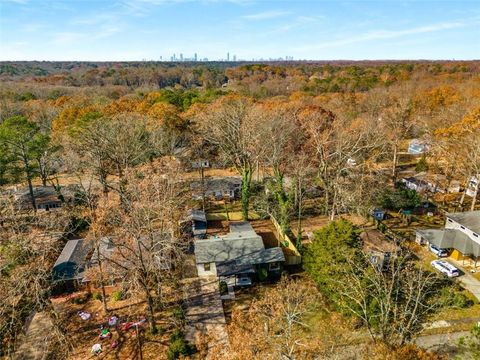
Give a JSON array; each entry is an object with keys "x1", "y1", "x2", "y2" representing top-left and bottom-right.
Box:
[{"x1": 0, "y1": 0, "x2": 479, "y2": 61}]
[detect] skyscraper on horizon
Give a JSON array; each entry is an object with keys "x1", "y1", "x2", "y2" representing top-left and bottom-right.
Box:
[{"x1": 227, "y1": 52, "x2": 230, "y2": 61}]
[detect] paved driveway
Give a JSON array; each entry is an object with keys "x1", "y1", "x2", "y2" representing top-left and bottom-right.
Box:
[
  {"x1": 446, "y1": 258, "x2": 480, "y2": 301},
  {"x1": 184, "y1": 277, "x2": 229, "y2": 358}
]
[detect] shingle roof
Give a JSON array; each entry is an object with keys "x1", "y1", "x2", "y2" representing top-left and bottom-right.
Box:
[
  {"x1": 446, "y1": 211, "x2": 480, "y2": 234},
  {"x1": 186, "y1": 209, "x2": 207, "y2": 223},
  {"x1": 194, "y1": 234, "x2": 264, "y2": 264},
  {"x1": 53, "y1": 239, "x2": 92, "y2": 281}
]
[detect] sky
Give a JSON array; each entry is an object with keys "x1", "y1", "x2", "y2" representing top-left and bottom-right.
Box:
[{"x1": 0, "y1": 0, "x2": 479, "y2": 61}]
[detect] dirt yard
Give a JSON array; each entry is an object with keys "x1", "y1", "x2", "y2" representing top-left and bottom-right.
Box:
[
  {"x1": 49, "y1": 289, "x2": 182, "y2": 360},
  {"x1": 206, "y1": 218, "x2": 282, "y2": 249}
]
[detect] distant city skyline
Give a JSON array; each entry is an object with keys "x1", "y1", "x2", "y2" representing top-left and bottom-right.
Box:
[{"x1": 1, "y1": 0, "x2": 479, "y2": 61}]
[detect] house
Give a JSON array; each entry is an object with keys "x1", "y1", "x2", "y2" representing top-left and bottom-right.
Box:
[
  {"x1": 52, "y1": 239, "x2": 92, "y2": 290},
  {"x1": 182, "y1": 209, "x2": 207, "y2": 239},
  {"x1": 360, "y1": 230, "x2": 400, "y2": 269},
  {"x1": 191, "y1": 159, "x2": 210, "y2": 169},
  {"x1": 401, "y1": 173, "x2": 445, "y2": 194},
  {"x1": 416, "y1": 211, "x2": 480, "y2": 264},
  {"x1": 408, "y1": 139, "x2": 428, "y2": 155},
  {"x1": 14, "y1": 185, "x2": 75, "y2": 211},
  {"x1": 194, "y1": 222, "x2": 285, "y2": 286},
  {"x1": 190, "y1": 176, "x2": 242, "y2": 201},
  {"x1": 402, "y1": 177, "x2": 429, "y2": 193}
]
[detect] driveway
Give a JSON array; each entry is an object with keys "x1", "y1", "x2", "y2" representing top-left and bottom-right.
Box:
[
  {"x1": 184, "y1": 277, "x2": 229, "y2": 358},
  {"x1": 446, "y1": 258, "x2": 480, "y2": 301}
]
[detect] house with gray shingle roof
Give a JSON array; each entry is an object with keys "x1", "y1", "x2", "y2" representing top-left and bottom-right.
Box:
[
  {"x1": 416, "y1": 211, "x2": 480, "y2": 264},
  {"x1": 52, "y1": 239, "x2": 92, "y2": 289},
  {"x1": 194, "y1": 222, "x2": 285, "y2": 285}
]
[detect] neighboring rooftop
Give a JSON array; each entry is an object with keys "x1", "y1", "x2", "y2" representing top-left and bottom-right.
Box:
[
  {"x1": 446, "y1": 211, "x2": 480, "y2": 234},
  {"x1": 52, "y1": 239, "x2": 92, "y2": 281},
  {"x1": 360, "y1": 229, "x2": 400, "y2": 254}
]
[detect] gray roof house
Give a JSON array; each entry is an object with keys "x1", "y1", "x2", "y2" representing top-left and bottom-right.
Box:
[
  {"x1": 416, "y1": 211, "x2": 480, "y2": 259},
  {"x1": 194, "y1": 222, "x2": 285, "y2": 285},
  {"x1": 183, "y1": 209, "x2": 207, "y2": 239},
  {"x1": 190, "y1": 177, "x2": 242, "y2": 201},
  {"x1": 52, "y1": 239, "x2": 92, "y2": 284},
  {"x1": 14, "y1": 185, "x2": 75, "y2": 211}
]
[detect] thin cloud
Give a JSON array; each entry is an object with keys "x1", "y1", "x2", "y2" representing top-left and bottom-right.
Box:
[
  {"x1": 294, "y1": 19, "x2": 476, "y2": 52},
  {"x1": 242, "y1": 10, "x2": 290, "y2": 20}
]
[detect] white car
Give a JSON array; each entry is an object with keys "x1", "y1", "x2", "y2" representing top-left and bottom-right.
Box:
[{"x1": 431, "y1": 260, "x2": 460, "y2": 277}]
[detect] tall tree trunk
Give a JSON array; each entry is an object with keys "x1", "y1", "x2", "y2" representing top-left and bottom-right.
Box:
[
  {"x1": 273, "y1": 169, "x2": 290, "y2": 233},
  {"x1": 471, "y1": 186, "x2": 478, "y2": 211},
  {"x1": 22, "y1": 151, "x2": 37, "y2": 211},
  {"x1": 392, "y1": 143, "x2": 398, "y2": 183},
  {"x1": 96, "y1": 242, "x2": 108, "y2": 313},
  {"x1": 241, "y1": 166, "x2": 252, "y2": 221},
  {"x1": 200, "y1": 165, "x2": 205, "y2": 212},
  {"x1": 296, "y1": 175, "x2": 303, "y2": 251},
  {"x1": 145, "y1": 289, "x2": 157, "y2": 333}
]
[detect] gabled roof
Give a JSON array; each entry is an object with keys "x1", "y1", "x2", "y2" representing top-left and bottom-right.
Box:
[
  {"x1": 417, "y1": 228, "x2": 480, "y2": 257},
  {"x1": 446, "y1": 211, "x2": 480, "y2": 233},
  {"x1": 194, "y1": 234, "x2": 264, "y2": 264},
  {"x1": 53, "y1": 239, "x2": 92, "y2": 281}
]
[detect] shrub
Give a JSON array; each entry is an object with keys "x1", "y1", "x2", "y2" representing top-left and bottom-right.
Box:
[
  {"x1": 258, "y1": 267, "x2": 268, "y2": 282},
  {"x1": 219, "y1": 281, "x2": 228, "y2": 295},
  {"x1": 111, "y1": 291, "x2": 123, "y2": 302},
  {"x1": 92, "y1": 292, "x2": 102, "y2": 301},
  {"x1": 172, "y1": 305, "x2": 185, "y2": 321},
  {"x1": 167, "y1": 329, "x2": 196, "y2": 360},
  {"x1": 415, "y1": 155, "x2": 429, "y2": 172}
]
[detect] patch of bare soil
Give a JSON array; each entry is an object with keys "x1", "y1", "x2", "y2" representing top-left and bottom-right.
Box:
[{"x1": 51, "y1": 290, "x2": 179, "y2": 360}]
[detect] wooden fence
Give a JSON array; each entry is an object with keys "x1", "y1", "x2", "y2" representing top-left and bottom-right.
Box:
[{"x1": 270, "y1": 216, "x2": 302, "y2": 266}]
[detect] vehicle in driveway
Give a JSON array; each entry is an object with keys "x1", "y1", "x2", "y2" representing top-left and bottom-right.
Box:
[
  {"x1": 431, "y1": 260, "x2": 460, "y2": 277},
  {"x1": 429, "y1": 243, "x2": 449, "y2": 257}
]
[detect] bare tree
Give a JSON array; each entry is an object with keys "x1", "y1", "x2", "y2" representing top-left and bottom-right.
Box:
[
  {"x1": 95, "y1": 162, "x2": 188, "y2": 333},
  {"x1": 196, "y1": 95, "x2": 259, "y2": 220},
  {"x1": 337, "y1": 252, "x2": 445, "y2": 347}
]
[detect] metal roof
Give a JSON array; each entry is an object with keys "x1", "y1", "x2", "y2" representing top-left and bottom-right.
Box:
[
  {"x1": 417, "y1": 228, "x2": 480, "y2": 257},
  {"x1": 446, "y1": 211, "x2": 480, "y2": 234}
]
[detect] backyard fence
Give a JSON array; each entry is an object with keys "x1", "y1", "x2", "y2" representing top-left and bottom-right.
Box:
[{"x1": 270, "y1": 216, "x2": 302, "y2": 266}]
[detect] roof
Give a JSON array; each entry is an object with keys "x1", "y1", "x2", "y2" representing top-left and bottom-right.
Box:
[
  {"x1": 186, "y1": 209, "x2": 207, "y2": 223},
  {"x1": 402, "y1": 177, "x2": 429, "y2": 186},
  {"x1": 14, "y1": 185, "x2": 77, "y2": 208},
  {"x1": 194, "y1": 234, "x2": 264, "y2": 263},
  {"x1": 90, "y1": 237, "x2": 116, "y2": 264},
  {"x1": 216, "y1": 262, "x2": 255, "y2": 276},
  {"x1": 446, "y1": 211, "x2": 480, "y2": 234},
  {"x1": 229, "y1": 221, "x2": 254, "y2": 233},
  {"x1": 190, "y1": 177, "x2": 242, "y2": 193},
  {"x1": 417, "y1": 228, "x2": 480, "y2": 257},
  {"x1": 360, "y1": 230, "x2": 400, "y2": 254},
  {"x1": 53, "y1": 239, "x2": 92, "y2": 281}
]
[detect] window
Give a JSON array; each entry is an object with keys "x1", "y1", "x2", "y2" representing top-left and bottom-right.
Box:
[
  {"x1": 447, "y1": 219, "x2": 453, "y2": 223},
  {"x1": 269, "y1": 262, "x2": 280, "y2": 271},
  {"x1": 461, "y1": 226, "x2": 465, "y2": 230},
  {"x1": 204, "y1": 263, "x2": 211, "y2": 271},
  {"x1": 474, "y1": 233, "x2": 479, "y2": 238}
]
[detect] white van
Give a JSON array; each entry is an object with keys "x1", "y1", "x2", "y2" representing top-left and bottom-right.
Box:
[{"x1": 431, "y1": 260, "x2": 460, "y2": 278}]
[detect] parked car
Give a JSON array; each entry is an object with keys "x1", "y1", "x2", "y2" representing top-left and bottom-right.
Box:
[
  {"x1": 431, "y1": 260, "x2": 460, "y2": 277},
  {"x1": 429, "y1": 243, "x2": 449, "y2": 257}
]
